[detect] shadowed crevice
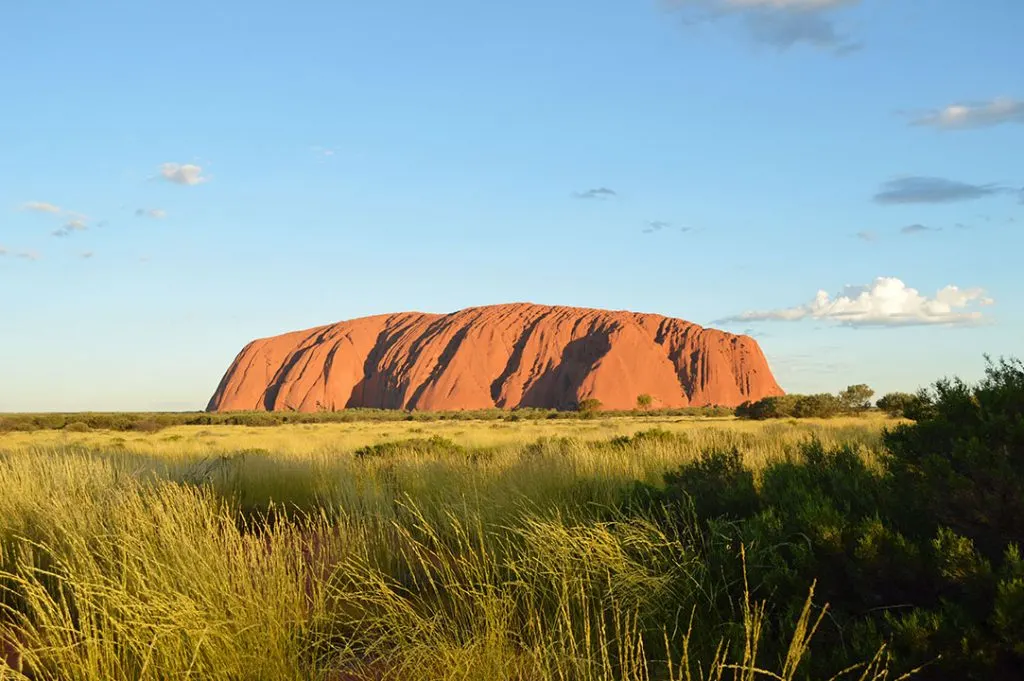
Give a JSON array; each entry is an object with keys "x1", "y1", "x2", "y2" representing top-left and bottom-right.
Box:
[
  {"x1": 406, "y1": 326, "x2": 471, "y2": 410},
  {"x1": 489, "y1": 312, "x2": 550, "y2": 406},
  {"x1": 520, "y1": 333, "x2": 613, "y2": 410},
  {"x1": 261, "y1": 329, "x2": 333, "y2": 410}
]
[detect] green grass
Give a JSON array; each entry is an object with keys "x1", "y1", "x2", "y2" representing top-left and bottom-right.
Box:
[{"x1": 0, "y1": 417, "x2": 899, "y2": 680}]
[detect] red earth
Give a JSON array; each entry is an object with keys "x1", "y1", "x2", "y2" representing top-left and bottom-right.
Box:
[{"x1": 207, "y1": 303, "x2": 784, "y2": 412}]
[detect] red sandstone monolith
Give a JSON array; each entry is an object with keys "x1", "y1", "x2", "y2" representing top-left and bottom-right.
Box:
[{"x1": 207, "y1": 303, "x2": 784, "y2": 412}]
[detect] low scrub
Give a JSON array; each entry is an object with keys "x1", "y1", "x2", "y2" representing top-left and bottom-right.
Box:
[{"x1": 630, "y1": 357, "x2": 1024, "y2": 680}]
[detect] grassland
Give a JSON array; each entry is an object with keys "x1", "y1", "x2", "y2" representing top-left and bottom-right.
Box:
[
  {"x1": 0, "y1": 415, "x2": 899, "y2": 680},
  {"x1": 8, "y1": 372, "x2": 1024, "y2": 679}
]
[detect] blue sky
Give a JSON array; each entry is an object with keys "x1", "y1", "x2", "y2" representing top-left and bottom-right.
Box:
[{"x1": 1, "y1": 0, "x2": 1021, "y2": 412}]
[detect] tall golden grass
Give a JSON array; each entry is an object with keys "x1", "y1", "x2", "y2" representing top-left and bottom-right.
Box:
[{"x1": 0, "y1": 416, "x2": 902, "y2": 680}]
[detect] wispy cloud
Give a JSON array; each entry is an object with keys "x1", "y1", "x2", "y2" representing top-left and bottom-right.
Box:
[
  {"x1": 52, "y1": 219, "x2": 88, "y2": 237},
  {"x1": 643, "y1": 220, "x2": 696, "y2": 234},
  {"x1": 912, "y1": 97, "x2": 1024, "y2": 130},
  {"x1": 664, "y1": 0, "x2": 861, "y2": 54},
  {"x1": 310, "y1": 145, "x2": 336, "y2": 158},
  {"x1": 22, "y1": 201, "x2": 63, "y2": 214},
  {"x1": 135, "y1": 208, "x2": 167, "y2": 219},
  {"x1": 874, "y1": 176, "x2": 1011, "y2": 204},
  {"x1": 80, "y1": 251, "x2": 95, "y2": 259},
  {"x1": 855, "y1": 230, "x2": 877, "y2": 242},
  {"x1": 159, "y1": 163, "x2": 208, "y2": 186},
  {"x1": 717, "y1": 277, "x2": 993, "y2": 327},
  {"x1": 0, "y1": 245, "x2": 7, "y2": 256},
  {"x1": 573, "y1": 187, "x2": 617, "y2": 200},
  {"x1": 900, "y1": 223, "x2": 940, "y2": 235},
  {"x1": 15, "y1": 250, "x2": 41, "y2": 261}
]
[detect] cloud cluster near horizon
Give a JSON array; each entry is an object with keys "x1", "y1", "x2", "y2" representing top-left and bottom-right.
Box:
[
  {"x1": 664, "y1": 0, "x2": 861, "y2": 53},
  {"x1": 717, "y1": 277, "x2": 993, "y2": 327}
]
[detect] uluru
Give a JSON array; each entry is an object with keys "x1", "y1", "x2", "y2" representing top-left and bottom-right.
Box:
[{"x1": 206, "y1": 303, "x2": 784, "y2": 412}]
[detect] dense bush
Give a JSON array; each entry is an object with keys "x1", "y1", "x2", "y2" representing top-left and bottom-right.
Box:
[
  {"x1": 736, "y1": 392, "x2": 845, "y2": 419},
  {"x1": 792, "y1": 393, "x2": 843, "y2": 418},
  {"x1": 632, "y1": 357, "x2": 1024, "y2": 680},
  {"x1": 876, "y1": 391, "x2": 922, "y2": 418}
]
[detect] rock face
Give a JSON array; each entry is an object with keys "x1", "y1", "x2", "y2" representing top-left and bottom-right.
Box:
[{"x1": 207, "y1": 303, "x2": 784, "y2": 412}]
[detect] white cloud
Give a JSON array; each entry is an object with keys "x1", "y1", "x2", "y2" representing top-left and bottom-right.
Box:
[
  {"x1": 718, "y1": 277, "x2": 993, "y2": 327},
  {"x1": 22, "y1": 201, "x2": 62, "y2": 214},
  {"x1": 0, "y1": 245, "x2": 7, "y2": 256},
  {"x1": 159, "y1": 163, "x2": 208, "y2": 186},
  {"x1": 913, "y1": 97, "x2": 1024, "y2": 130},
  {"x1": 135, "y1": 208, "x2": 167, "y2": 219}
]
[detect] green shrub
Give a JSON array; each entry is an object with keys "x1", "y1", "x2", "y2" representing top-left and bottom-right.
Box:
[
  {"x1": 792, "y1": 393, "x2": 843, "y2": 418},
  {"x1": 738, "y1": 393, "x2": 852, "y2": 419},
  {"x1": 735, "y1": 395, "x2": 801, "y2": 419},
  {"x1": 353, "y1": 435, "x2": 466, "y2": 460},
  {"x1": 839, "y1": 384, "x2": 876, "y2": 412},
  {"x1": 884, "y1": 357, "x2": 1024, "y2": 561},
  {"x1": 635, "y1": 356, "x2": 1024, "y2": 679},
  {"x1": 576, "y1": 398, "x2": 603, "y2": 416},
  {"x1": 128, "y1": 418, "x2": 163, "y2": 433},
  {"x1": 876, "y1": 392, "x2": 921, "y2": 418}
]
